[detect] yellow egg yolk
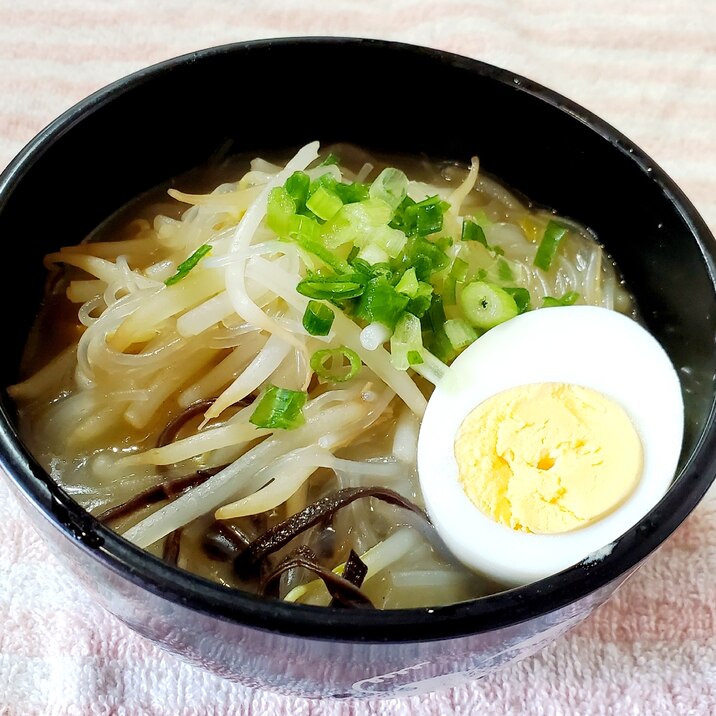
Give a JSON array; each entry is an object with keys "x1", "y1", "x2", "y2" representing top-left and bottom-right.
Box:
[{"x1": 453, "y1": 382, "x2": 643, "y2": 534}]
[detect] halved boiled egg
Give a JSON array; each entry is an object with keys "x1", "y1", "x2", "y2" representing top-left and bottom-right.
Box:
[{"x1": 417, "y1": 306, "x2": 684, "y2": 586}]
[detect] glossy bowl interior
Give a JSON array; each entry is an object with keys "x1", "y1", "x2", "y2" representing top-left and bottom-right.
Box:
[{"x1": 1, "y1": 38, "x2": 715, "y2": 698}]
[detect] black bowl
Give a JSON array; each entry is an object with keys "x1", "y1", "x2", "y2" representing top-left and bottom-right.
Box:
[{"x1": 1, "y1": 38, "x2": 715, "y2": 699}]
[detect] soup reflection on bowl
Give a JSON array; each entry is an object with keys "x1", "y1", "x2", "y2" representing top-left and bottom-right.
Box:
[{"x1": 0, "y1": 38, "x2": 714, "y2": 698}]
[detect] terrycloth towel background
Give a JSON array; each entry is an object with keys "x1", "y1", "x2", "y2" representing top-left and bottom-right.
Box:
[{"x1": 1, "y1": 1, "x2": 715, "y2": 713}]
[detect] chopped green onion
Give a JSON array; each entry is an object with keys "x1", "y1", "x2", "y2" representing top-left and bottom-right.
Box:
[
  {"x1": 364, "y1": 225, "x2": 407, "y2": 258},
  {"x1": 358, "y1": 243, "x2": 390, "y2": 266},
  {"x1": 286, "y1": 214, "x2": 351, "y2": 273},
  {"x1": 369, "y1": 167, "x2": 408, "y2": 211},
  {"x1": 534, "y1": 220, "x2": 568, "y2": 271},
  {"x1": 322, "y1": 199, "x2": 393, "y2": 249},
  {"x1": 306, "y1": 186, "x2": 343, "y2": 221},
  {"x1": 503, "y1": 287, "x2": 532, "y2": 314},
  {"x1": 497, "y1": 258, "x2": 514, "y2": 281},
  {"x1": 350, "y1": 258, "x2": 393, "y2": 283},
  {"x1": 443, "y1": 318, "x2": 478, "y2": 353},
  {"x1": 461, "y1": 220, "x2": 488, "y2": 246},
  {"x1": 355, "y1": 277, "x2": 410, "y2": 329},
  {"x1": 390, "y1": 313, "x2": 424, "y2": 370},
  {"x1": 425, "y1": 294, "x2": 446, "y2": 333},
  {"x1": 405, "y1": 195, "x2": 449, "y2": 236},
  {"x1": 407, "y1": 281, "x2": 434, "y2": 318},
  {"x1": 165, "y1": 244, "x2": 212, "y2": 286},
  {"x1": 310, "y1": 347, "x2": 362, "y2": 382},
  {"x1": 352, "y1": 199, "x2": 394, "y2": 226},
  {"x1": 472, "y1": 209, "x2": 492, "y2": 228},
  {"x1": 460, "y1": 281, "x2": 519, "y2": 329},
  {"x1": 266, "y1": 187, "x2": 296, "y2": 237},
  {"x1": 296, "y1": 274, "x2": 367, "y2": 301},
  {"x1": 288, "y1": 213, "x2": 322, "y2": 243},
  {"x1": 391, "y1": 195, "x2": 450, "y2": 238},
  {"x1": 370, "y1": 263, "x2": 394, "y2": 281},
  {"x1": 395, "y1": 237, "x2": 450, "y2": 281},
  {"x1": 542, "y1": 291, "x2": 580, "y2": 308},
  {"x1": 347, "y1": 245, "x2": 361, "y2": 264},
  {"x1": 443, "y1": 276, "x2": 458, "y2": 306},
  {"x1": 450, "y1": 257, "x2": 469, "y2": 282},
  {"x1": 390, "y1": 196, "x2": 417, "y2": 235},
  {"x1": 443, "y1": 257, "x2": 470, "y2": 306},
  {"x1": 249, "y1": 385, "x2": 307, "y2": 430},
  {"x1": 435, "y1": 236, "x2": 453, "y2": 252},
  {"x1": 395, "y1": 267, "x2": 419, "y2": 297},
  {"x1": 350, "y1": 258, "x2": 374, "y2": 277},
  {"x1": 428, "y1": 327, "x2": 455, "y2": 363},
  {"x1": 284, "y1": 171, "x2": 310, "y2": 213},
  {"x1": 302, "y1": 300, "x2": 335, "y2": 336},
  {"x1": 310, "y1": 173, "x2": 339, "y2": 195},
  {"x1": 319, "y1": 152, "x2": 340, "y2": 166},
  {"x1": 334, "y1": 181, "x2": 370, "y2": 204},
  {"x1": 407, "y1": 350, "x2": 424, "y2": 366},
  {"x1": 415, "y1": 237, "x2": 451, "y2": 276}
]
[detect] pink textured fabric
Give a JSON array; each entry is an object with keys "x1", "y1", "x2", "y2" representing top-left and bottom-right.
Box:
[{"x1": 1, "y1": 1, "x2": 715, "y2": 713}]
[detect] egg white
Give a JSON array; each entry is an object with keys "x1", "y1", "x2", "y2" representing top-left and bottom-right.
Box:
[{"x1": 417, "y1": 305, "x2": 684, "y2": 586}]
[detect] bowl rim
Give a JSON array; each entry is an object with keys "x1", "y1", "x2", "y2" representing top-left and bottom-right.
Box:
[{"x1": 1, "y1": 36, "x2": 716, "y2": 643}]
